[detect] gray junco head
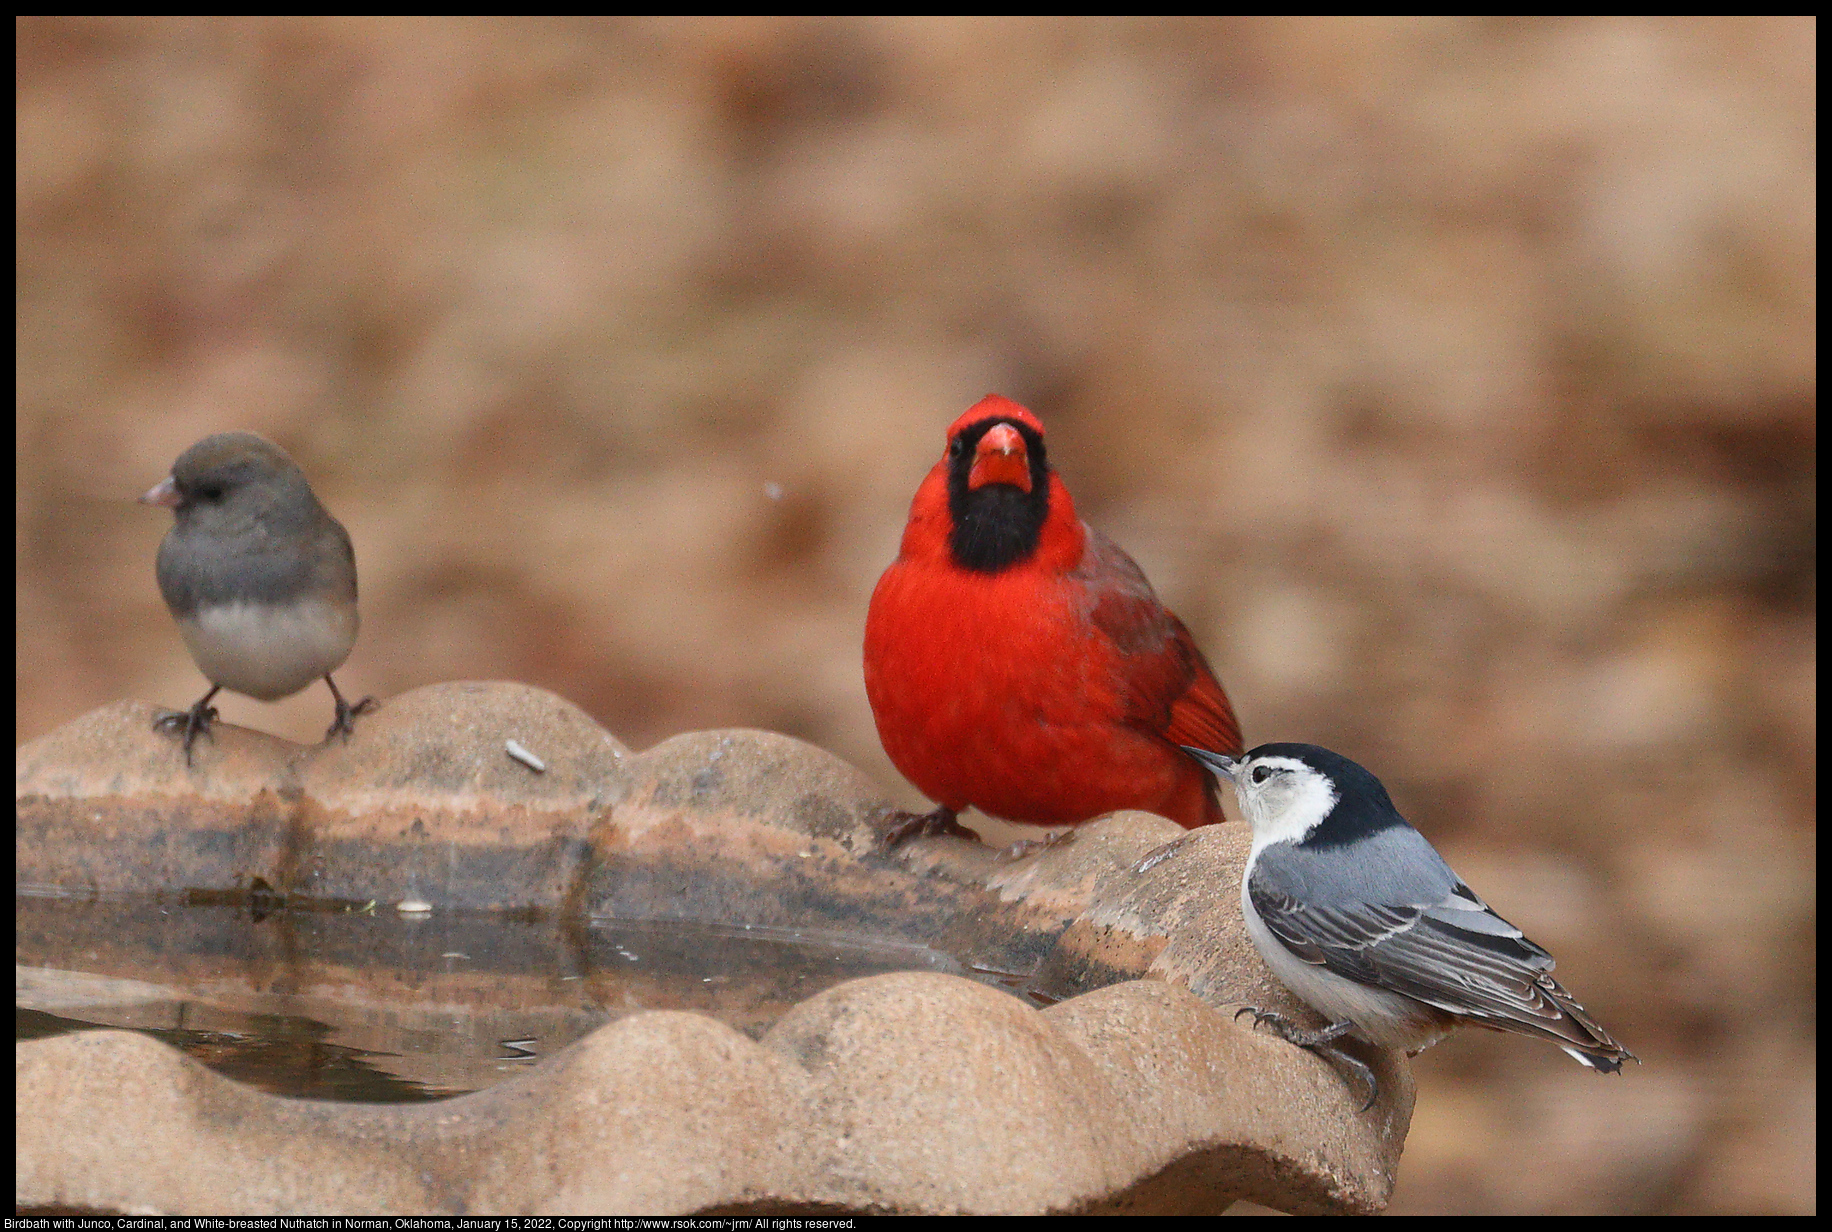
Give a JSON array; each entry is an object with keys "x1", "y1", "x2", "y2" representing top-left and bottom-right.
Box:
[{"x1": 141, "y1": 432, "x2": 375, "y2": 763}]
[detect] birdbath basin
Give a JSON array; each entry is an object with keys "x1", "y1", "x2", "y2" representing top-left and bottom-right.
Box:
[{"x1": 16, "y1": 682, "x2": 1411, "y2": 1214}]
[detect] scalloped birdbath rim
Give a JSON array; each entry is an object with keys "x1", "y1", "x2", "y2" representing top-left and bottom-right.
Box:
[{"x1": 15, "y1": 681, "x2": 1410, "y2": 1215}]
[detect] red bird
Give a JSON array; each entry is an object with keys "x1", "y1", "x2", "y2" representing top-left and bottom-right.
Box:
[{"x1": 864, "y1": 394, "x2": 1244, "y2": 845}]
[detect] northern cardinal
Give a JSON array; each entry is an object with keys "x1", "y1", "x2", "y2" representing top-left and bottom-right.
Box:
[{"x1": 864, "y1": 395, "x2": 1243, "y2": 844}]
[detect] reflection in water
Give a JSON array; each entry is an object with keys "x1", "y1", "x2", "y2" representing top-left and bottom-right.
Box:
[
  {"x1": 16, "y1": 897, "x2": 1051, "y2": 1103},
  {"x1": 15, "y1": 1004, "x2": 455, "y2": 1102}
]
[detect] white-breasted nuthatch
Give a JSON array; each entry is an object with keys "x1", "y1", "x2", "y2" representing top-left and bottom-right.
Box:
[{"x1": 1169, "y1": 742, "x2": 1636, "y2": 1107}]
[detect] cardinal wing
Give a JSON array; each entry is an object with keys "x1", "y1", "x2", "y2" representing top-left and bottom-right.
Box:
[{"x1": 1079, "y1": 527, "x2": 1243, "y2": 757}]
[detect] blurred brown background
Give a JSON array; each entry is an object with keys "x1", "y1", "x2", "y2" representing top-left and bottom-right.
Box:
[{"x1": 15, "y1": 16, "x2": 1814, "y2": 1214}]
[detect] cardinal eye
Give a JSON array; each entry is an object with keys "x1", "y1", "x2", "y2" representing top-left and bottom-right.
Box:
[
  {"x1": 948, "y1": 437, "x2": 966, "y2": 458},
  {"x1": 1250, "y1": 766, "x2": 1272, "y2": 785}
]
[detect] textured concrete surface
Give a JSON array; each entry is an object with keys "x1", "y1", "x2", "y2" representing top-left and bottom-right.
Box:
[
  {"x1": 17, "y1": 687, "x2": 1411, "y2": 1214},
  {"x1": 18, "y1": 981, "x2": 1401, "y2": 1215}
]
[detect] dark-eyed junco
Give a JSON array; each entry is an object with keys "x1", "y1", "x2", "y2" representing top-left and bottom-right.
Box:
[{"x1": 141, "y1": 432, "x2": 375, "y2": 763}]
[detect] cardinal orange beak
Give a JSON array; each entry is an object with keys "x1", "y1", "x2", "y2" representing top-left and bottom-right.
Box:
[{"x1": 967, "y1": 423, "x2": 1032, "y2": 493}]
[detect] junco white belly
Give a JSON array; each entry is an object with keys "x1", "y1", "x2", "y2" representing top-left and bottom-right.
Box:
[{"x1": 175, "y1": 598, "x2": 361, "y2": 702}]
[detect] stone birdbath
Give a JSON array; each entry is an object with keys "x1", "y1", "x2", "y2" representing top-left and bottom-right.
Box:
[{"x1": 16, "y1": 682, "x2": 1411, "y2": 1214}]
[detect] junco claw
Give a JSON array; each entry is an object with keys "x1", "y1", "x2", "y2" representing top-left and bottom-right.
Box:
[
  {"x1": 153, "y1": 685, "x2": 222, "y2": 767},
  {"x1": 323, "y1": 675, "x2": 378, "y2": 742}
]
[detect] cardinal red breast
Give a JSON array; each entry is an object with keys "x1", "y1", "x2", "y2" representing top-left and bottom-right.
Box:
[{"x1": 864, "y1": 394, "x2": 1244, "y2": 831}]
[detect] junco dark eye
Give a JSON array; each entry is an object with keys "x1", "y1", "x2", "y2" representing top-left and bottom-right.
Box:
[{"x1": 196, "y1": 483, "x2": 226, "y2": 502}]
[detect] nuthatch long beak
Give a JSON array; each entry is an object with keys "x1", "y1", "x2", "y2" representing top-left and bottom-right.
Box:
[{"x1": 1179, "y1": 745, "x2": 1238, "y2": 782}]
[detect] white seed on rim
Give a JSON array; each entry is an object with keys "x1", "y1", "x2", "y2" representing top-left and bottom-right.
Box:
[{"x1": 505, "y1": 739, "x2": 546, "y2": 773}]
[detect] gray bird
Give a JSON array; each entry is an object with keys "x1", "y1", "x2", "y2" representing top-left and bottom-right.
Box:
[
  {"x1": 141, "y1": 432, "x2": 375, "y2": 763},
  {"x1": 1167, "y1": 742, "x2": 1635, "y2": 1107}
]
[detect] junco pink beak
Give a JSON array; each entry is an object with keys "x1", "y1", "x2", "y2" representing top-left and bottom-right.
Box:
[{"x1": 138, "y1": 475, "x2": 181, "y2": 508}]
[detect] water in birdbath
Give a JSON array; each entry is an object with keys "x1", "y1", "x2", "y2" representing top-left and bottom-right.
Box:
[{"x1": 15, "y1": 892, "x2": 1047, "y2": 1103}]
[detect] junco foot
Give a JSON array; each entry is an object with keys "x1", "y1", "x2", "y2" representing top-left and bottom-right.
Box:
[{"x1": 141, "y1": 432, "x2": 376, "y2": 764}]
